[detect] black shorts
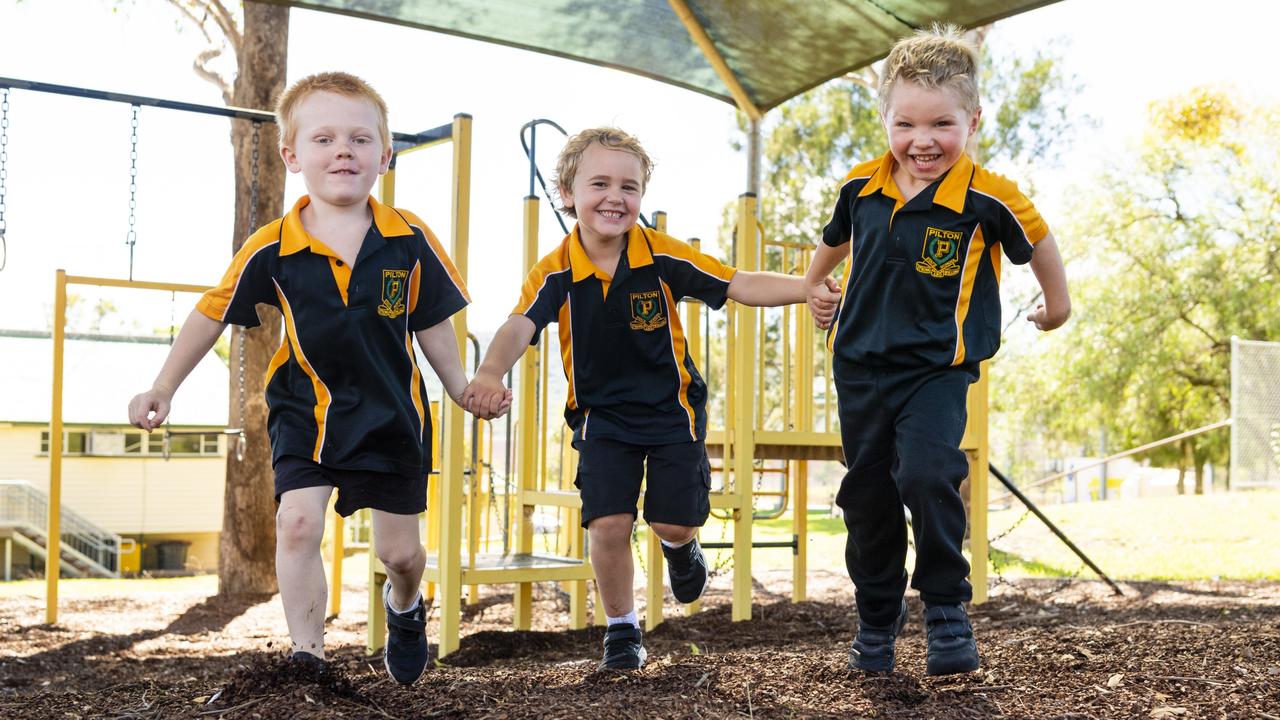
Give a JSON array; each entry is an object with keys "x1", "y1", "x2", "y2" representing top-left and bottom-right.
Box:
[
  {"x1": 273, "y1": 455, "x2": 426, "y2": 517},
  {"x1": 574, "y1": 438, "x2": 711, "y2": 528}
]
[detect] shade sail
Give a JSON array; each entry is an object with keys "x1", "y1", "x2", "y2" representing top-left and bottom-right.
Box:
[{"x1": 276, "y1": 0, "x2": 1061, "y2": 115}]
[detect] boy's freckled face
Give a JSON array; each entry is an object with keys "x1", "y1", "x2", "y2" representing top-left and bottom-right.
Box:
[
  {"x1": 280, "y1": 91, "x2": 391, "y2": 209},
  {"x1": 561, "y1": 143, "x2": 644, "y2": 246},
  {"x1": 883, "y1": 81, "x2": 979, "y2": 190}
]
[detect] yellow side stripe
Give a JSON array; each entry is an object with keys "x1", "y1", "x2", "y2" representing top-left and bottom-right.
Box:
[
  {"x1": 559, "y1": 296, "x2": 577, "y2": 412},
  {"x1": 273, "y1": 280, "x2": 332, "y2": 463},
  {"x1": 951, "y1": 224, "x2": 986, "y2": 366},
  {"x1": 403, "y1": 330, "x2": 425, "y2": 440},
  {"x1": 660, "y1": 280, "x2": 697, "y2": 440}
]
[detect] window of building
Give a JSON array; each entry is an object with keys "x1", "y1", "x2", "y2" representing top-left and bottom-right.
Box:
[{"x1": 40, "y1": 429, "x2": 222, "y2": 457}]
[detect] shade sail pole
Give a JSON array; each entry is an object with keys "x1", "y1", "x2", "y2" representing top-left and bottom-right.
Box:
[
  {"x1": 747, "y1": 117, "x2": 761, "y2": 195},
  {"x1": 667, "y1": 0, "x2": 763, "y2": 122}
]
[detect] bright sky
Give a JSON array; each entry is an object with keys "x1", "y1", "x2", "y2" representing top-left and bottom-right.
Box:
[{"x1": 0, "y1": 0, "x2": 1276, "y2": 337}]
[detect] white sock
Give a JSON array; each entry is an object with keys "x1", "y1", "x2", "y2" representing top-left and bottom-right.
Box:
[
  {"x1": 384, "y1": 581, "x2": 422, "y2": 614},
  {"x1": 660, "y1": 538, "x2": 691, "y2": 550},
  {"x1": 606, "y1": 611, "x2": 639, "y2": 628}
]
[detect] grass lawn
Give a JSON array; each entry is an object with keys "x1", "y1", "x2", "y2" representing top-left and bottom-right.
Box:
[{"x1": 700, "y1": 488, "x2": 1280, "y2": 581}]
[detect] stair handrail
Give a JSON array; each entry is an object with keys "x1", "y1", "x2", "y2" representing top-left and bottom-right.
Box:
[{"x1": 0, "y1": 480, "x2": 124, "y2": 575}]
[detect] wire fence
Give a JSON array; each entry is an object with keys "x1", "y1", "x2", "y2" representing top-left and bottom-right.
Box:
[{"x1": 1231, "y1": 337, "x2": 1280, "y2": 489}]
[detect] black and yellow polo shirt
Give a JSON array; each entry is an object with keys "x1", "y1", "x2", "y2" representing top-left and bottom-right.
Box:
[
  {"x1": 822, "y1": 151, "x2": 1048, "y2": 369},
  {"x1": 196, "y1": 195, "x2": 469, "y2": 475},
  {"x1": 514, "y1": 225, "x2": 736, "y2": 446}
]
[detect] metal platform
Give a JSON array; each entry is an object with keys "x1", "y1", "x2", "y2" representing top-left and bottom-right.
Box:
[
  {"x1": 422, "y1": 551, "x2": 594, "y2": 585},
  {"x1": 705, "y1": 430, "x2": 845, "y2": 462}
]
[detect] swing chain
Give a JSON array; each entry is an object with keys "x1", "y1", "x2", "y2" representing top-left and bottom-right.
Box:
[
  {"x1": 236, "y1": 323, "x2": 246, "y2": 462},
  {"x1": 126, "y1": 104, "x2": 139, "y2": 280},
  {"x1": 0, "y1": 87, "x2": 9, "y2": 271},
  {"x1": 232, "y1": 120, "x2": 262, "y2": 464},
  {"x1": 249, "y1": 120, "x2": 260, "y2": 230}
]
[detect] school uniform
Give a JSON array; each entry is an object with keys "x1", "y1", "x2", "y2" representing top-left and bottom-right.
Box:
[
  {"x1": 822, "y1": 152, "x2": 1048, "y2": 625},
  {"x1": 196, "y1": 195, "x2": 469, "y2": 516},
  {"x1": 514, "y1": 224, "x2": 735, "y2": 526}
]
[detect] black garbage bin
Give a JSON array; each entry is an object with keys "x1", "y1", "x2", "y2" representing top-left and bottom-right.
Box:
[{"x1": 154, "y1": 540, "x2": 191, "y2": 570}]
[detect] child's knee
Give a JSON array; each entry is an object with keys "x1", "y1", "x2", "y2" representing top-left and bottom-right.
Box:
[
  {"x1": 895, "y1": 443, "x2": 968, "y2": 500},
  {"x1": 588, "y1": 513, "x2": 635, "y2": 543},
  {"x1": 647, "y1": 522, "x2": 695, "y2": 544},
  {"x1": 377, "y1": 543, "x2": 425, "y2": 576},
  {"x1": 275, "y1": 507, "x2": 324, "y2": 548}
]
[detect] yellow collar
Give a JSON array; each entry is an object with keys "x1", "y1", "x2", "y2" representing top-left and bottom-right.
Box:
[
  {"x1": 279, "y1": 195, "x2": 413, "y2": 256},
  {"x1": 568, "y1": 224, "x2": 654, "y2": 282},
  {"x1": 856, "y1": 151, "x2": 973, "y2": 214}
]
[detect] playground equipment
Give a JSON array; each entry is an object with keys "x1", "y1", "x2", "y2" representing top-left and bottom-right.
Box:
[{"x1": 15, "y1": 74, "x2": 996, "y2": 653}]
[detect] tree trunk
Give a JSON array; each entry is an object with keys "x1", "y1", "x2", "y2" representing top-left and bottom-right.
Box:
[
  {"x1": 1193, "y1": 459, "x2": 1205, "y2": 495},
  {"x1": 1175, "y1": 440, "x2": 1189, "y2": 496},
  {"x1": 218, "y1": 1, "x2": 288, "y2": 597}
]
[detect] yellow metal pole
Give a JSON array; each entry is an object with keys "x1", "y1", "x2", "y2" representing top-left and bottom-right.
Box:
[
  {"x1": 513, "y1": 195, "x2": 540, "y2": 630},
  {"x1": 367, "y1": 155, "x2": 398, "y2": 653},
  {"x1": 792, "y1": 273, "x2": 813, "y2": 602},
  {"x1": 645, "y1": 525, "x2": 664, "y2": 631},
  {"x1": 328, "y1": 504, "x2": 345, "y2": 618},
  {"x1": 686, "y1": 238, "x2": 706, "y2": 614},
  {"x1": 436, "y1": 113, "x2": 472, "y2": 658},
  {"x1": 467, "y1": 421, "x2": 481, "y2": 605},
  {"x1": 539, "y1": 339, "x2": 549, "y2": 492},
  {"x1": 968, "y1": 364, "x2": 990, "y2": 604},
  {"x1": 782, "y1": 250, "x2": 791, "y2": 433},
  {"x1": 566, "y1": 441, "x2": 588, "y2": 629},
  {"x1": 645, "y1": 210, "x2": 670, "y2": 629},
  {"x1": 47, "y1": 269, "x2": 68, "y2": 624},
  {"x1": 666, "y1": 0, "x2": 763, "y2": 122},
  {"x1": 732, "y1": 195, "x2": 758, "y2": 622}
]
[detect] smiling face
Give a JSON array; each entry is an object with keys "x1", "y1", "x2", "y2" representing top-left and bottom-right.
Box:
[
  {"x1": 883, "y1": 79, "x2": 980, "y2": 195},
  {"x1": 279, "y1": 90, "x2": 392, "y2": 211},
  {"x1": 559, "y1": 142, "x2": 645, "y2": 246}
]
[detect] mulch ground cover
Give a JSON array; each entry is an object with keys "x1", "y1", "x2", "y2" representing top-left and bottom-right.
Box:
[{"x1": 1, "y1": 569, "x2": 1277, "y2": 719}]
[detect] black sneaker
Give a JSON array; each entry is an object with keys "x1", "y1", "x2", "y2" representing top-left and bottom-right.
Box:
[
  {"x1": 382, "y1": 580, "x2": 428, "y2": 685},
  {"x1": 286, "y1": 650, "x2": 326, "y2": 680},
  {"x1": 849, "y1": 599, "x2": 908, "y2": 673},
  {"x1": 924, "y1": 604, "x2": 980, "y2": 676},
  {"x1": 661, "y1": 538, "x2": 709, "y2": 604},
  {"x1": 600, "y1": 623, "x2": 647, "y2": 670}
]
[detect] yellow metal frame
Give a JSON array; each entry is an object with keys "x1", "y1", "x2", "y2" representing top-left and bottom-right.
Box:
[{"x1": 46, "y1": 273, "x2": 223, "y2": 623}]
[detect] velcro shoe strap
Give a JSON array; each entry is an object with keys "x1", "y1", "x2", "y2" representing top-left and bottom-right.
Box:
[
  {"x1": 387, "y1": 608, "x2": 426, "y2": 633},
  {"x1": 927, "y1": 618, "x2": 973, "y2": 640}
]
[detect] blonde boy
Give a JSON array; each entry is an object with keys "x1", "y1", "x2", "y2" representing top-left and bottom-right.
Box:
[
  {"x1": 128, "y1": 72, "x2": 500, "y2": 685},
  {"x1": 803, "y1": 26, "x2": 1070, "y2": 676},
  {"x1": 465, "y1": 127, "x2": 839, "y2": 669}
]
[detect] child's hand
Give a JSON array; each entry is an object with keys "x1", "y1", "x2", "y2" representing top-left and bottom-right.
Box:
[
  {"x1": 462, "y1": 373, "x2": 510, "y2": 420},
  {"x1": 807, "y1": 275, "x2": 841, "y2": 329},
  {"x1": 1026, "y1": 303, "x2": 1069, "y2": 332},
  {"x1": 127, "y1": 386, "x2": 173, "y2": 431}
]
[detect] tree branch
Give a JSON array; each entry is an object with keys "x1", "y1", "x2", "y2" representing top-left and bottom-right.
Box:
[
  {"x1": 193, "y1": 47, "x2": 232, "y2": 104},
  {"x1": 1175, "y1": 307, "x2": 1225, "y2": 349}
]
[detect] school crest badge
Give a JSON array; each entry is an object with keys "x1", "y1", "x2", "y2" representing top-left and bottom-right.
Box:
[
  {"x1": 915, "y1": 226, "x2": 963, "y2": 278},
  {"x1": 629, "y1": 290, "x2": 666, "y2": 331},
  {"x1": 377, "y1": 269, "x2": 409, "y2": 318}
]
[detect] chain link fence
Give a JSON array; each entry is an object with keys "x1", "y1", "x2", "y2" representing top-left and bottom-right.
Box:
[{"x1": 1231, "y1": 337, "x2": 1280, "y2": 488}]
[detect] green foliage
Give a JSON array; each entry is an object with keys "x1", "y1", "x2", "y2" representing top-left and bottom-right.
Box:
[
  {"x1": 976, "y1": 40, "x2": 1083, "y2": 171},
  {"x1": 1000, "y1": 87, "x2": 1280, "y2": 485}
]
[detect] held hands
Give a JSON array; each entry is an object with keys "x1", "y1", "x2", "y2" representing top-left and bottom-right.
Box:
[
  {"x1": 127, "y1": 385, "x2": 174, "y2": 432},
  {"x1": 1026, "y1": 303, "x2": 1070, "y2": 332},
  {"x1": 461, "y1": 372, "x2": 512, "y2": 420},
  {"x1": 806, "y1": 275, "x2": 842, "y2": 329}
]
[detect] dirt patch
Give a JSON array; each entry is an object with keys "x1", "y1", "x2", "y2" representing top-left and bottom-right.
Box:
[{"x1": 1, "y1": 571, "x2": 1277, "y2": 718}]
